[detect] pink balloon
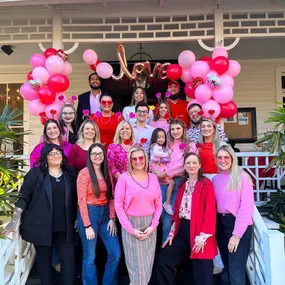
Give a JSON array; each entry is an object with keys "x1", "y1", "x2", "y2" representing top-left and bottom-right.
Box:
[
  {"x1": 194, "y1": 84, "x2": 212, "y2": 104},
  {"x1": 220, "y1": 74, "x2": 234, "y2": 88},
  {"x1": 202, "y1": 100, "x2": 221, "y2": 119},
  {"x1": 178, "y1": 50, "x2": 196, "y2": 69},
  {"x1": 212, "y1": 85, "x2": 234, "y2": 104},
  {"x1": 83, "y1": 49, "x2": 98, "y2": 65},
  {"x1": 96, "y1": 62, "x2": 113, "y2": 79},
  {"x1": 30, "y1": 54, "x2": 46, "y2": 68},
  {"x1": 32, "y1": 67, "x2": 50, "y2": 84},
  {"x1": 20, "y1": 82, "x2": 38, "y2": 101},
  {"x1": 45, "y1": 55, "x2": 64, "y2": 74},
  {"x1": 190, "y1": 61, "x2": 210, "y2": 79},
  {"x1": 45, "y1": 101, "x2": 61, "y2": 120},
  {"x1": 212, "y1": 47, "x2": 228, "y2": 59},
  {"x1": 62, "y1": 61, "x2": 72, "y2": 76},
  {"x1": 28, "y1": 99, "x2": 46, "y2": 116},
  {"x1": 226, "y1": 60, "x2": 241, "y2": 77},
  {"x1": 180, "y1": 68, "x2": 193, "y2": 83}
]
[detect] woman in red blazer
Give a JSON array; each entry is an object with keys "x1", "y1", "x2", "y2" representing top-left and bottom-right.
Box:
[{"x1": 155, "y1": 152, "x2": 217, "y2": 285}]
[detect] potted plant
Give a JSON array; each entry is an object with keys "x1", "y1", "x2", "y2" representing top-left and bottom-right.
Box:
[{"x1": 0, "y1": 106, "x2": 27, "y2": 238}]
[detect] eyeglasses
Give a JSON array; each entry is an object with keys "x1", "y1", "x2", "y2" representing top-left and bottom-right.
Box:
[
  {"x1": 62, "y1": 112, "x2": 75, "y2": 116},
  {"x1": 48, "y1": 151, "x2": 62, "y2": 157},
  {"x1": 90, "y1": 152, "x2": 104, "y2": 158},
  {"x1": 131, "y1": 156, "x2": 145, "y2": 163},
  {"x1": 101, "y1": 100, "x2": 113, "y2": 106},
  {"x1": 136, "y1": 110, "x2": 148, "y2": 115}
]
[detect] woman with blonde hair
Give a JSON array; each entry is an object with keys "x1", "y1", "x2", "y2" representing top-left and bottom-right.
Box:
[
  {"x1": 122, "y1": 87, "x2": 154, "y2": 125},
  {"x1": 198, "y1": 118, "x2": 226, "y2": 180},
  {"x1": 213, "y1": 145, "x2": 254, "y2": 285},
  {"x1": 68, "y1": 119, "x2": 100, "y2": 173},
  {"x1": 107, "y1": 120, "x2": 135, "y2": 185},
  {"x1": 115, "y1": 145, "x2": 162, "y2": 285}
]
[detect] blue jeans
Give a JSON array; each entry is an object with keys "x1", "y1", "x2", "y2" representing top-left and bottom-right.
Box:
[
  {"x1": 77, "y1": 205, "x2": 121, "y2": 285},
  {"x1": 216, "y1": 213, "x2": 252, "y2": 285},
  {"x1": 160, "y1": 177, "x2": 180, "y2": 244}
]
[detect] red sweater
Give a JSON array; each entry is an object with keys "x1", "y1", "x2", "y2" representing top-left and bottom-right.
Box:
[
  {"x1": 172, "y1": 178, "x2": 218, "y2": 259},
  {"x1": 68, "y1": 144, "x2": 88, "y2": 173},
  {"x1": 199, "y1": 142, "x2": 219, "y2": 174},
  {"x1": 93, "y1": 113, "x2": 124, "y2": 149}
]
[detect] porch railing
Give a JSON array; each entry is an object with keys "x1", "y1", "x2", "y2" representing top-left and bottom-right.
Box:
[{"x1": 0, "y1": 152, "x2": 284, "y2": 285}]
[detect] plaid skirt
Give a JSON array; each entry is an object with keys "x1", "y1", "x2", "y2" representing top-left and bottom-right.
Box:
[{"x1": 122, "y1": 215, "x2": 156, "y2": 285}]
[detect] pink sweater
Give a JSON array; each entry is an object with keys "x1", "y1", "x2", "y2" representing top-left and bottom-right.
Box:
[
  {"x1": 114, "y1": 172, "x2": 162, "y2": 234},
  {"x1": 165, "y1": 140, "x2": 197, "y2": 178},
  {"x1": 212, "y1": 171, "x2": 254, "y2": 238}
]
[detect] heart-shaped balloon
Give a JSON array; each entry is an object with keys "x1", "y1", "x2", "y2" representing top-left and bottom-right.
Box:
[{"x1": 140, "y1": 138, "x2": 147, "y2": 144}]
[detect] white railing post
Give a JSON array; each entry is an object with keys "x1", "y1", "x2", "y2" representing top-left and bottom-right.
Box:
[{"x1": 263, "y1": 230, "x2": 285, "y2": 285}]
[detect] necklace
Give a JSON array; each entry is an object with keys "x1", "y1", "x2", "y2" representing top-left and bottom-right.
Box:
[
  {"x1": 129, "y1": 171, "x2": 150, "y2": 189},
  {"x1": 49, "y1": 170, "x2": 63, "y2": 182},
  {"x1": 100, "y1": 113, "x2": 113, "y2": 125}
]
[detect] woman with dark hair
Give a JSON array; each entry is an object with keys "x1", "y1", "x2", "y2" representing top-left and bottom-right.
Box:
[
  {"x1": 3, "y1": 144, "x2": 77, "y2": 285},
  {"x1": 155, "y1": 152, "x2": 217, "y2": 285},
  {"x1": 30, "y1": 119, "x2": 72, "y2": 167},
  {"x1": 59, "y1": 104, "x2": 78, "y2": 144},
  {"x1": 122, "y1": 87, "x2": 154, "y2": 126},
  {"x1": 77, "y1": 143, "x2": 120, "y2": 285},
  {"x1": 92, "y1": 94, "x2": 124, "y2": 149},
  {"x1": 150, "y1": 100, "x2": 172, "y2": 133}
]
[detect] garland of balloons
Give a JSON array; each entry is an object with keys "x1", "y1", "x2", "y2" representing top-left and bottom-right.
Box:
[
  {"x1": 20, "y1": 48, "x2": 75, "y2": 123},
  {"x1": 165, "y1": 47, "x2": 240, "y2": 120}
]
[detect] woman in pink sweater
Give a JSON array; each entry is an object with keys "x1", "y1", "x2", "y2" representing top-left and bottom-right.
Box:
[
  {"x1": 115, "y1": 145, "x2": 162, "y2": 285},
  {"x1": 153, "y1": 119, "x2": 197, "y2": 243},
  {"x1": 212, "y1": 145, "x2": 254, "y2": 285}
]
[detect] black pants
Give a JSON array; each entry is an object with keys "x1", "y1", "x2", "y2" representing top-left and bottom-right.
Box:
[
  {"x1": 155, "y1": 219, "x2": 213, "y2": 285},
  {"x1": 216, "y1": 213, "x2": 252, "y2": 285},
  {"x1": 34, "y1": 232, "x2": 75, "y2": 285}
]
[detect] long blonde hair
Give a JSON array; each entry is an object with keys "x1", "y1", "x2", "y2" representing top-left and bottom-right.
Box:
[
  {"x1": 113, "y1": 120, "x2": 136, "y2": 145},
  {"x1": 216, "y1": 144, "x2": 252, "y2": 191},
  {"x1": 199, "y1": 119, "x2": 222, "y2": 154},
  {"x1": 76, "y1": 119, "x2": 100, "y2": 145},
  {"x1": 128, "y1": 145, "x2": 149, "y2": 172}
]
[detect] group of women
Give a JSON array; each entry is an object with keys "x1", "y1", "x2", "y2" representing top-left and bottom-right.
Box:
[{"x1": 4, "y1": 86, "x2": 254, "y2": 285}]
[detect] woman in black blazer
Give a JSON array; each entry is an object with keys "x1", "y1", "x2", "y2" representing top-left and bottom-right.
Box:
[{"x1": 3, "y1": 143, "x2": 77, "y2": 285}]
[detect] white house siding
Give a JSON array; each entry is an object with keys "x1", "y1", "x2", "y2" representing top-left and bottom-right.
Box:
[{"x1": 0, "y1": 58, "x2": 283, "y2": 154}]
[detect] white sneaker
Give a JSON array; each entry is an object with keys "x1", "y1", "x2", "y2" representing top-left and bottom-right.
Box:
[{"x1": 163, "y1": 202, "x2": 174, "y2": 215}]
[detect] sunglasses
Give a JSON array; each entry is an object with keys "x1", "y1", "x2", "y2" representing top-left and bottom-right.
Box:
[
  {"x1": 101, "y1": 100, "x2": 113, "y2": 106},
  {"x1": 131, "y1": 156, "x2": 145, "y2": 163}
]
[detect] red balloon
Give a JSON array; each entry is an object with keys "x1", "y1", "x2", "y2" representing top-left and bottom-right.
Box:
[
  {"x1": 166, "y1": 64, "x2": 182, "y2": 81},
  {"x1": 219, "y1": 100, "x2": 237, "y2": 118},
  {"x1": 47, "y1": 74, "x2": 70, "y2": 93},
  {"x1": 211, "y1": 56, "x2": 229, "y2": 75},
  {"x1": 89, "y1": 64, "x2": 96, "y2": 71},
  {"x1": 199, "y1": 56, "x2": 212, "y2": 68},
  {"x1": 38, "y1": 86, "x2": 56, "y2": 105},
  {"x1": 27, "y1": 71, "x2": 33, "y2": 81},
  {"x1": 44, "y1": 48, "x2": 58, "y2": 58},
  {"x1": 184, "y1": 82, "x2": 195, "y2": 99}
]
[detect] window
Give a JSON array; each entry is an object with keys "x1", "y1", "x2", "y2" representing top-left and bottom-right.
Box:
[{"x1": 0, "y1": 83, "x2": 24, "y2": 155}]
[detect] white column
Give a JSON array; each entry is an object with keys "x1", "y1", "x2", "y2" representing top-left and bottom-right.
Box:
[
  {"x1": 214, "y1": 8, "x2": 224, "y2": 48},
  {"x1": 52, "y1": 10, "x2": 63, "y2": 50},
  {"x1": 263, "y1": 230, "x2": 285, "y2": 285}
]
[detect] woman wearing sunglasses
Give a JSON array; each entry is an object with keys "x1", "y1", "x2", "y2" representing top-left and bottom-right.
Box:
[
  {"x1": 93, "y1": 94, "x2": 124, "y2": 149},
  {"x1": 115, "y1": 145, "x2": 162, "y2": 285}
]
